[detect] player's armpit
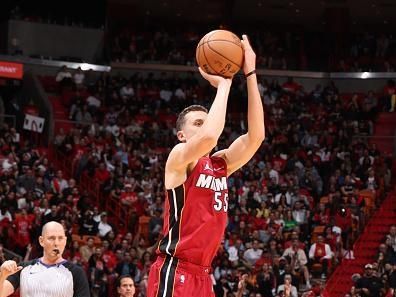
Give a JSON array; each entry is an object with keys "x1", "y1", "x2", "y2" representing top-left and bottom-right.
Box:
[
  {"x1": 167, "y1": 138, "x2": 216, "y2": 172},
  {"x1": 213, "y1": 134, "x2": 263, "y2": 176}
]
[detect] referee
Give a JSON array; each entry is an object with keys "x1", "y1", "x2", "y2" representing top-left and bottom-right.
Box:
[{"x1": 0, "y1": 221, "x2": 90, "y2": 297}]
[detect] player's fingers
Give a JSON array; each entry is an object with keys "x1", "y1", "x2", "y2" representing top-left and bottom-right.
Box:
[
  {"x1": 5, "y1": 260, "x2": 15, "y2": 269},
  {"x1": 241, "y1": 34, "x2": 251, "y2": 49},
  {"x1": 198, "y1": 67, "x2": 206, "y2": 77}
]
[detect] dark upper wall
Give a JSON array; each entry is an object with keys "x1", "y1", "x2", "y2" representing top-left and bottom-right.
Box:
[{"x1": 7, "y1": 20, "x2": 104, "y2": 63}]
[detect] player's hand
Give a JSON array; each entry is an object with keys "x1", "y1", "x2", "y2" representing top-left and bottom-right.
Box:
[
  {"x1": 198, "y1": 67, "x2": 232, "y2": 89},
  {"x1": 241, "y1": 34, "x2": 256, "y2": 75},
  {"x1": 0, "y1": 260, "x2": 23, "y2": 278}
]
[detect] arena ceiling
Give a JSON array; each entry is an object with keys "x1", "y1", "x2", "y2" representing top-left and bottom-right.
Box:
[{"x1": 110, "y1": 0, "x2": 396, "y2": 27}]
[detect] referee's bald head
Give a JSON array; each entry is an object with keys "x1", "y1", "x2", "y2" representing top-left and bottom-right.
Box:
[{"x1": 42, "y1": 221, "x2": 65, "y2": 236}]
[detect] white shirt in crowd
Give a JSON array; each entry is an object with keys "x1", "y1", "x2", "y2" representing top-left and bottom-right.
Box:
[
  {"x1": 308, "y1": 243, "x2": 333, "y2": 259},
  {"x1": 86, "y1": 95, "x2": 101, "y2": 108},
  {"x1": 120, "y1": 85, "x2": 135, "y2": 98},
  {"x1": 56, "y1": 71, "x2": 72, "y2": 82},
  {"x1": 160, "y1": 89, "x2": 172, "y2": 102},
  {"x1": 98, "y1": 221, "x2": 112, "y2": 237},
  {"x1": 174, "y1": 88, "x2": 186, "y2": 99},
  {"x1": 243, "y1": 248, "x2": 263, "y2": 265},
  {"x1": 74, "y1": 72, "x2": 85, "y2": 85},
  {"x1": 0, "y1": 210, "x2": 12, "y2": 222},
  {"x1": 277, "y1": 284, "x2": 298, "y2": 297},
  {"x1": 227, "y1": 246, "x2": 239, "y2": 262},
  {"x1": 282, "y1": 247, "x2": 308, "y2": 268}
]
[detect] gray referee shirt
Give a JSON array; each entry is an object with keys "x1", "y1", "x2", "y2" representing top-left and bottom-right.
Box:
[{"x1": 7, "y1": 259, "x2": 90, "y2": 297}]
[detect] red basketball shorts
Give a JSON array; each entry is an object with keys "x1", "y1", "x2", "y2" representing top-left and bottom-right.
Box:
[{"x1": 147, "y1": 255, "x2": 215, "y2": 297}]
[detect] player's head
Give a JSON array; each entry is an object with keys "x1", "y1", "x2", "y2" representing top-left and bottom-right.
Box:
[
  {"x1": 176, "y1": 105, "x2": 208, "y2": 142},
  {"x1": 39, "y1": 221, "x2": 67, "y2": 262},
  {"x1": 116, "y1": 275, "x2": 136, "y2": 297}
]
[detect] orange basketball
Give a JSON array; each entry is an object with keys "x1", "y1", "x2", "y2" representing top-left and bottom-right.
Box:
[{"x1": 196, "y1": 30, "x2": 244, "y2": 78}]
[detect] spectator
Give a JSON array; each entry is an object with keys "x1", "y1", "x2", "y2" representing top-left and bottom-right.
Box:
[
  {"x1": 115, "y1": 252, "x2": 138, "y2": 282},
  {"x1": 98, "y1": 212, "x2": 113, "y2": 238},
  {"x1": 355, "y1": 263, "x2": 383, "y2": 296},
  {"x1": 308, "y1": 235, "x2": 333, "y2": 278},
  {"x1": 148, "y1": 209, "x2": 162, "y2": 245},
  {"x1": 256, "y1": 263, "x2": 276, "y2": 296},
  {"x1": 79, "y1": 210, "x2": 99, "y2": 236},
  {"x1": 386, "y1": 225, "x2": 396, "y2": 253},
  {"x1": 55, "y1": 65, "x2": 73, "y2": 86},
  {"x1": 282, "y1": 239, "x2": 311, "y2": 289},
  {"x1": 120, "y1": 82, "x2": 135, "y2": 101},
  {"x1": 73, "y1": 67, "x2": 85, "y2": 89},
  {"x1": 243, "y1": 239, "x2": 263, "y2": 266},
  {"x1": 277, "y1": 274, "x2": 298, "y2": 297}
]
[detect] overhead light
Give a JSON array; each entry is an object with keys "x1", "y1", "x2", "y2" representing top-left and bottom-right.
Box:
[
  {"x1": 372, "y1": 3, "x2": 376, "y2": 7},
  {"x1": 384, "y1": 20, "x2": 388, "y2": 24},
  {"x1": 289, "y1": 2, "x2": 294, "y2": 6},
  {"x1": 258, "y1": 2, "x2": 262, "y2": 6},
  {"x1": 295, "y1": 8, "x2": 300, "y2": 13},
  {"x1": 361, "y1": 72, "x2": 370, "y2": 79}
]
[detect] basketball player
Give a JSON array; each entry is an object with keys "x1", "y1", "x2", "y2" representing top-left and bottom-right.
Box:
[
  {"x1": 0, "y1": 221, "x2": 90, "y2": 297},
  {"x1": 147, "y1": 35, "x2": 264, "y2": 297}
]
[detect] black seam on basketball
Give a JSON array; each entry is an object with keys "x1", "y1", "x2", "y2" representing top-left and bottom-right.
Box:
[
  {"x1": 202, "y1": 41, "x2": 222, "y2": 76},
  {"x1": 197, "y1": 39, "x2": 242, "y2": 48},
  {"x1": 206, "y1": 41, "x2": 241, "y2": 68},
  {"x1": 196, "y1": 44, "x2": 201, "y2": 66}
]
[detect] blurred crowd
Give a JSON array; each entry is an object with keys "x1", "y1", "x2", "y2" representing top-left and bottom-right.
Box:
[
  {"x1": 347, "y1": 225, "x2": 396, "y2": 297},
  {"x1": 0, "y1": 64, "x2": 395, "y2": 297},
  {"x1": 110, "y1": 28, "x2": 396, "y2": 72}
]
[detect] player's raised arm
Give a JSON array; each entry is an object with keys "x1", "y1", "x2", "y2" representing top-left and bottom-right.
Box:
[
  {"x1": 166, "y1": 69, "x2": 232, "y2": 178},
  {"x1": 213, "y1": 34, "x2": 265, "y2": 175}
]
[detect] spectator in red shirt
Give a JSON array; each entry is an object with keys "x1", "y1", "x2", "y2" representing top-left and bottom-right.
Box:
[
  {"x1": 94, "y1": 162, "x2": 111, "y2": 184},
  {"x1": 13, "y1": 208, "x2": 33, "y2": 254}
]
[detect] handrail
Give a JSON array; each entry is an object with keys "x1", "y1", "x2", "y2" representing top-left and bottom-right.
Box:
[
  {"x1": 353, "y1": 135, "x2": 396, "y2": 139},
  {"x1": 2, "y1": 54, "x2": 396, "y2": 79},
  {"x1": 0, "y1": 54, "x2": 110, "y2": 72},
  {"x1": 3, "y1": 247, "x2": 23, "y2": 262}
]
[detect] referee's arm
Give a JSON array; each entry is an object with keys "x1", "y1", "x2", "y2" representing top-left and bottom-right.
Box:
[{"x1": 71, "y1": 264, "x2": 91, "y2": 297}]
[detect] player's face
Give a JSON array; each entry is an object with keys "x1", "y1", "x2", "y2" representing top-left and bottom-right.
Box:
[
  {"x1": 118, "y1": 277, "x2": 135, "y2": 297},
  {"x1": 177, "y1": 111, "x2": 208, "y2": 142},
  {"x1": 39, "y1": 224, "x2": 67, "y2": 262}
]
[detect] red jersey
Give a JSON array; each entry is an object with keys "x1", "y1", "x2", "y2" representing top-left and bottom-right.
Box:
[{"x1": 157, "y1": 156, "x2": 228, "y2": 266}]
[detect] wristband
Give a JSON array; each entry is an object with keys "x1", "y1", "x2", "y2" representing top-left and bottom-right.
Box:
[{"x1": 245, "y1": 70, "x2": 256, "y2": 78}]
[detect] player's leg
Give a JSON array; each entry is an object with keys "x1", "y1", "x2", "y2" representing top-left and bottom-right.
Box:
[{"x1": 148, "y1": 256, "x2": 191, "y2": 297}]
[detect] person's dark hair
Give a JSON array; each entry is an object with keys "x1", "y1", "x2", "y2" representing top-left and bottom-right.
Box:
[
  {"x1": 116, "y1": 275, "x2": 134, "y2": 288},
  {"x1": 175, "y1": 105, "x2": 208, "y2": 132}
]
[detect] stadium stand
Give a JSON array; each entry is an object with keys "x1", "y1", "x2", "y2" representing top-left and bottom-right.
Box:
[
  {"x1": 6, "y1": 63, "x2": 386, "y2": 296},
  {"x1": 0, "y1": 7, "x2": 396, "y2": 295}
]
